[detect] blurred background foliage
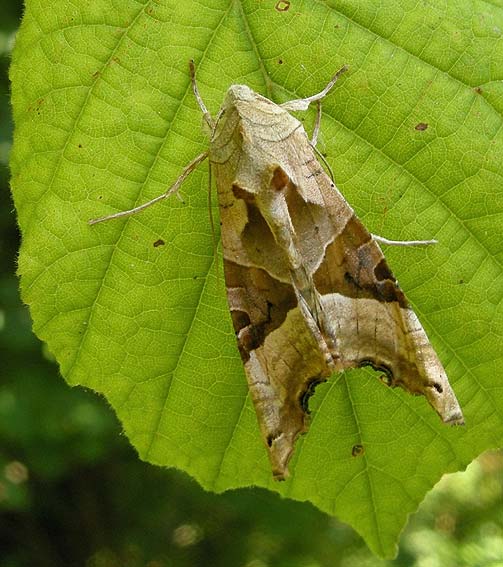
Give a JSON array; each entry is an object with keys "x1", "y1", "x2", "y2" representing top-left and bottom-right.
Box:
[{"x1": 1, "y1": 2, "x2": 503, "y2": 566}]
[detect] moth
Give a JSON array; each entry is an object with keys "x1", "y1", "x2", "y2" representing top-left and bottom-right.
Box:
[{"x1": 90, "y1": 62, "x2": 464, "y2": 480}]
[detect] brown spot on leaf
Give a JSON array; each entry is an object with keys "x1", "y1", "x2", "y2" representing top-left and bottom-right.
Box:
[
  {"x1": 278, "y1": 59, "x2": 283, "y2": 65},
  {"x1": 352, "y1": 444, "x2": 364, "y2": 457},
  {"x1": 474, "y1": 86, "x2": 483, "y2": 94},
  {"x1": 153, "y1": 239, "x2": 165, "y2": 248},
  {"x1": 415, "y1": 122, "x2": 428, "y2": 131},
  {"x1": 275, "y1": 0, "x2": 291, "y2": 11}
]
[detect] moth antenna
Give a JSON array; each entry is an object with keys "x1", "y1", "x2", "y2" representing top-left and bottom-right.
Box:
[
  {"x1": 311, "y1": 143, "x2": 335, "y2": 183},
  {"x1": 189, "y1": 59, "x2": 214, "y2": 130},
  {"x1": 211, "y1": 105, "x2": 227, "y2": 140},
  {"x1": 206, "y1": 161, "x2": 220, "y2": 285},
  {"x1": 372, "y1": 234, "x2": 438, "y2": 247},
  {"x1": 88, "y1": 151, "x2": 208, "y2": 225},
  {"x1": 281, "y1": 64, "x2": 349, "y2": 111}
]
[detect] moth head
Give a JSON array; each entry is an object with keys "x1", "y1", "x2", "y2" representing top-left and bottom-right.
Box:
[{"x1": 226, "y1": 84, "x2": 256, "y2": 103}]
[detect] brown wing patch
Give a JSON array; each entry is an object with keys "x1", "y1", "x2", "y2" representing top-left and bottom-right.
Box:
[
  {"x1": 224, "y1": 260, "x2": 297, "y2": 360},
  {"x1": 313, "y1": 215, "x2": 408, "y2": 308}
]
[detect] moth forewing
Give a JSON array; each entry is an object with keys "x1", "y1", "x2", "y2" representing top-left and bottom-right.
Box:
[
  {"x1": 208, "y1": 70, "x2": 463, "y2": 479},
  {"x1": 90, "y1": 63, "x2": 463, "y2": 481}
]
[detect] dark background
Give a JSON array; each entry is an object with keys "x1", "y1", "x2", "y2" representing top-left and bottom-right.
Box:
[{"x1": 1, "y1": 2, "x2": 502, "y2": 566}]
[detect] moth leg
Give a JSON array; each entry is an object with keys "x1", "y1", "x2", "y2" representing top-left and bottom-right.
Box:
[
  {"x1": 310, "y1": 101, "x2": 322, "y2": 147},
  {"x1": 307, "y1": 101, "x2": 334, "y2": 180},
  {"x1": 280, "y1": 64, "x2": 349, "y2": 112},
  {"x1": 372, "y1": 234, "x2": 438, "y2": 246},
  {"x1": 307, "y1": 103, "x2": 335, "y2": 183},
  {"x1": 88, "y1": 151, "x2": 208, "y2": 225},
  {"x1": 189, "y1": 60, "x2": 214, "y2": 129}
]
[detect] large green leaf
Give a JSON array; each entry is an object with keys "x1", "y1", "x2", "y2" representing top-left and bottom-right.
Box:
[{"x1": 10, "y1": 0, "x2": 503, "y2": 557}]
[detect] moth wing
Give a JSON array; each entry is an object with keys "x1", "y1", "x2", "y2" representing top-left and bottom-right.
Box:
[
  {"x1": 281, "y1": 136, "x2": 464, "y2": 427},
  {"x1": 213, "y1": 96, "x2": 462, "y2": 481},
  {"x1": 222, "y1": 249, "x2": 333, "y2": 480}
]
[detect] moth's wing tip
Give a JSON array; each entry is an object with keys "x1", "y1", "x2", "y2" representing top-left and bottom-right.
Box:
[
  {"x1": 271, "y1": 457, "x2": 290, "y2": 481},
  {"x1": 272, "y1": 470, "x2": 289, "y2": 482},
  {"x1": 420, "y1": 374, "x2": 464, "y2": 427},
  {"x1": 444, "y1": 412, "x2": 465, "y2": 426},
  {"x1": 268, "y1": 432, "x2": 294, "y2": 481},
  {"x1": 437, "y1": 396, "x2": 464, "y2": 426}
]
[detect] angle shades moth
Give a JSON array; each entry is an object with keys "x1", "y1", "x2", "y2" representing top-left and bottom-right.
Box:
[{"x1": 90, "y1": 62, "x2": 464, "y2": 480}]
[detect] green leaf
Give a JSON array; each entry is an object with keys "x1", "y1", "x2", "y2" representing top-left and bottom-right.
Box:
[{"x1": 10, "y1": 0, "x2": 503, "y2": 558}]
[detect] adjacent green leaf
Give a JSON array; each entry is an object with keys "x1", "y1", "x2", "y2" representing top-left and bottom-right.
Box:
[{"x1": 10, "y1": 0, "x2": 503, "y2": 557}]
